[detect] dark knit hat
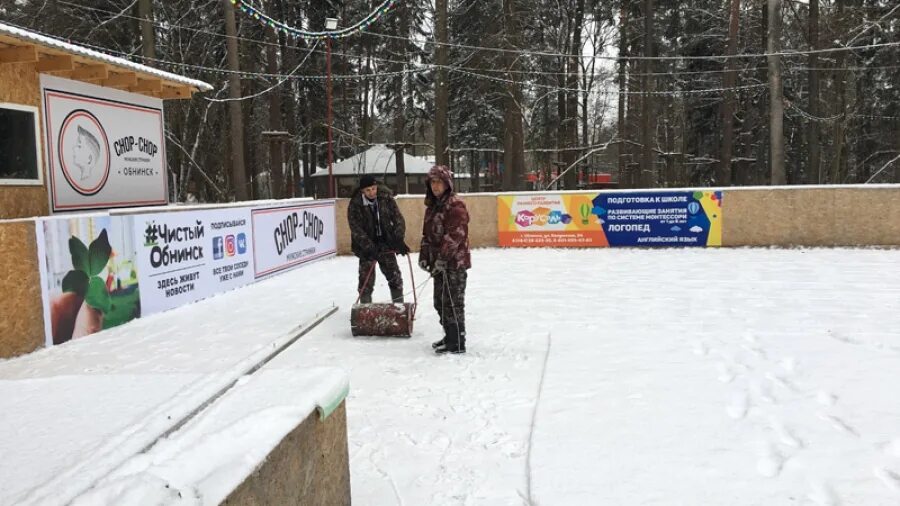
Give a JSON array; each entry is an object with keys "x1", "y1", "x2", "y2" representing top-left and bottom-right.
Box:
[{"x1": 359, "y1": 174, "x2": 378, "y2": 189}]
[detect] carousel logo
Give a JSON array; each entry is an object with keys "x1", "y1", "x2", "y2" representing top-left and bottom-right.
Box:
[{"x1": 58, "y1": 109, "x2": 111, "y2": 196}]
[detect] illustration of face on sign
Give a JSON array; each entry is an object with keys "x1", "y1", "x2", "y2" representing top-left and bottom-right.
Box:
[
  {"x1": 73, "y1": 125, "x2": 100, "y2": 181},
  {"x1": 59, "y1": 109, "x2": 110, "y2": 196}
]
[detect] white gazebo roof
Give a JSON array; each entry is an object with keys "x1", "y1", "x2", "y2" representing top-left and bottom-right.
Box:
[{"x1": 311, "y1": 145, "x2": 433, "y2": 177}]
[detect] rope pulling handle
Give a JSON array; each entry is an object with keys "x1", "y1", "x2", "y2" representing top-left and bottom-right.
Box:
[{"x1": 355, "y1": 250, "x2": 422, "y2": 315}]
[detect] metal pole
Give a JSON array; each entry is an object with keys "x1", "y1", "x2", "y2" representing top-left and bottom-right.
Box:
[{"x1": 327, "y1": 37, "x2": 335, "y2": 198}]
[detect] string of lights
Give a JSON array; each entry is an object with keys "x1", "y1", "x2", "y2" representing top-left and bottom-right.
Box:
[
  {"x1": 230, "y1": 0, "x2": 397, "y2": 41},
  {"x1": 51, "y1": 2, "x2": 900, "y2": 79},
  {"x1": 4, "y1": 20, "x2": 893, "y2": 102},
  {"x1": 54, "y1": 0, "x2": 900, "y2": 63}
]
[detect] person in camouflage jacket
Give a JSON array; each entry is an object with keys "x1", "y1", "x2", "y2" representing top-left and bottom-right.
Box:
[
  {"x1": 348, "y1": 175, "x2": 409, "y2": 304},
  {"x1": 418, "y1": 165, "x2": 471, "y2": 354}
]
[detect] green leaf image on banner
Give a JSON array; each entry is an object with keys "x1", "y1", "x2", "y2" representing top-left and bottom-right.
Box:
[
  {"x1": 85, "y1": 276, "x2": 111, "y2": 313},
  {"x1": 103, "y1": 288, "x2": 141, "y2": 329},
  {"x1": 88, "y1": 229, "x2": 112, "y2": 276},
  {"x1": 63, "y1": 228, "x2": 115, "y2": 315},
  {"x1": 61, "y1": 270, "x2": 89, "y2": 296},
  {"x1": 69, "y1": 236, "x2": 89, "y2": 273}
]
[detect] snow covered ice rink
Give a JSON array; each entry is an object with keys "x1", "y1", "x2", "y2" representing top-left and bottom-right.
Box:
[
  {"x1": 3, "y1": 247, "x2": 900, "y2": 505},
  {"x1": 284, "y1": 247, "x2": 900, "y2": 505}
]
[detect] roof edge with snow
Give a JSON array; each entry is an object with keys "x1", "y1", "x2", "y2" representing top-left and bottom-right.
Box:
[{"x1": 0, "y1": 21, "x2": 212, "y2": 98}]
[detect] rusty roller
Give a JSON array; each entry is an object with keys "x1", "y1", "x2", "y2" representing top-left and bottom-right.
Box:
[{"x1": 350, "y1": 255, "x2": 419, "y2": 338}]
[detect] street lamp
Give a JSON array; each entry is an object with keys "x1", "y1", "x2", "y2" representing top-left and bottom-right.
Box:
[{"x1": 325, "y1": 17, "x2": 338, "y2": 198}]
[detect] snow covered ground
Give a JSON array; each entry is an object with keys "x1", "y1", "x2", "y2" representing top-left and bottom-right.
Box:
[{"x1": 2, "y1": 247, "x2": 900, "y2": 505}]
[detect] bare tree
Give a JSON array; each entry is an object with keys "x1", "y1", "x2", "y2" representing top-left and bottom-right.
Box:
[
  {"x1": 434, "y1": 0, "x2": 449, "y2": 167},
  {"x1": 222, "y1": 0, "x2": 248, "y2": 200},
  {"x1": 768, "y1": 0, "x2": 786, "y2": 185},
  {"x1": 138, "y1": 0, "x2": 155, "y2": 62},
  {"x1": 807, "y1": 0, "x2": 821, "y2": 184},
  {"x1": 719, "y1": 0, "x2": 740, "y2": 186},
  {"x1": 640, "y1": 0, "x2": 655, "y2": 187}
]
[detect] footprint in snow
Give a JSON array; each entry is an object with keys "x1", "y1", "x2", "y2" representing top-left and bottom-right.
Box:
[
  {"x1": 816, "y1": 391, "x2": 837, "y2": 407},
  {"x1": 780, "y1": 357, "x2": 797, "y2": 375},
  {"x1": 693, "y1": 340, "x2": 709, "y2": 356},
  {"x1": 741, "y1": 343, "x2": 768, "y2": 360},
  {"x1": 751, "y1": 378, "x2": 777, "y2": 404},
  {"x1": 766, "y1": 372, "x2": 799, "y2": 394},
  {"x1": 769, "y1": 418, "x2": 803, "y2": 449},
  {"x1": 756, "y1": 444, "x2": 785, "y2": 478},
  {"x1": 885, "y1": 438, "x2": 900, "y2": 459},
  {"x1": 817, "y1": 412, "x2": 860, "y2": 437},
  {"x1": 727, "y1": 391, "x2": 749, "y2": 420},
  {"x1": 873, "y1": 467, "x2": 900, "y2": 494},
  {"x1": 717, "y1": 362, "x2": 736, "y2": 383},
  {"x1": 806, "y1": 480, "x2": 841, "y2": 506}
]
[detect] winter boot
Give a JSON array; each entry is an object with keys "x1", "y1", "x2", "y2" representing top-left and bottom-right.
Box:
[
  {"x1": 435, "y1": 321, "x2": 466, "y2": 355},
  {"x1": 432, "y1": 317, "x2": 446, "y2": 348},
  {"x1": 390, "y1": 287, "x2": 404, "y2": 303}
]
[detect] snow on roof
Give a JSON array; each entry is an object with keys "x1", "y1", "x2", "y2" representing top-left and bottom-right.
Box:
[
  {"x1": 312, "y1": 144, "x2": 434, "y2": 177},
  {"x1": 0, "y1": 21, "x2": 212, "y2": 92}
]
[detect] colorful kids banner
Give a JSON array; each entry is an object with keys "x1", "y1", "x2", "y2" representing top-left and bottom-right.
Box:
[{"x1": 498, "y1": 190, "x2": 723, "y2": 247}]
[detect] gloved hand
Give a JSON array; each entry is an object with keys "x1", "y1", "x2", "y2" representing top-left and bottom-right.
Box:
[
  {"x1": 395, "y1": 241, "x2": 410, "y2": 256},
  {"x1": 432, "y1": 259, "x2": 447, "y2": 272},
  {"x1": 418, "y1": 258, "x2": 432, "y2": 272}
]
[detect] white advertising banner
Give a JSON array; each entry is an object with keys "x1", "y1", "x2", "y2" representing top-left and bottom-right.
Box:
[
  {"x1": 251, "y1": 201, "x2": 337, "y2": 279},
  {"x1": 134, "y1": 208, "x2": 254, "y2": 315},
  {"x1": 40, "y1": 74, "x2": 168, "y2": 213}
]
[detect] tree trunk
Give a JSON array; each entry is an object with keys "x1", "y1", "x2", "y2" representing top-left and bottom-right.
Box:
[
  {"x1": 502, "y1": 0, "x2": 526, "y2": 191},
  {"x1": 719, "y1": 0, "x2": 740, "y2": 186},
  {"x1": 138, "y1": 0, "x2": 155, "y2": 62},
  {"x1": 434, "y1": 0, "x2": 450, "y2": 166},
  {"x1": 222, "y1": 0, "x2": 248, "y2": 200},
  {"x1": 362, "y1": 39, "x2": 372, "y2": 144},
  {"x1": 279, "y1": 0, "x2": 298, "y2": 197},
  {"x1": 392, "y1": 1, "x2": 408, "y2": 193},
  {"x1": 830, "y1": 0, "x2": 847, "y2": 184},
  {"x1": 767, "y1": 0, "x2": 786, "y2": 185},
  {"x1": 808, "y1": 0, "x2": 821, "y2": 184},
  {"x1": 471, "y1": 150, "x2": 480, "y2": 192},
  {"x1": 617, "y1": 5, "x2": 628, "y2": 187},
  {"x1": 758, "y1": 0, "x2": 769, "y2": 185},
  {"x1": 641, "y1": 0, "x2": 655, "y2": 187},
  {"x1": 265, "y1": 24, "x2": 284, "y2": 199},
  {"x1": 563, "y1": 0, "x2": 585, "y2": 190}
]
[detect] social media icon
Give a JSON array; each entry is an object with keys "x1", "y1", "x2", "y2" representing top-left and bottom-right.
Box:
[
  {"x1": 225, "y1": 235, "x2": 236, "y2": 257},
  {"x1": 213, "y1": 236, "x2": 224, "y2": 260},
  {"x1": 237, "y1": 233, "x2": 247, "y2": 254}
]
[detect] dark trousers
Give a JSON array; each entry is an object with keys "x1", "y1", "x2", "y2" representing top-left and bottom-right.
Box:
[
  {"x1": 358, "y1": 251, "x2": 403, "y2": 301},
  {"x1": 433, "y1": 268, "x2": 467, "y2": 349}
]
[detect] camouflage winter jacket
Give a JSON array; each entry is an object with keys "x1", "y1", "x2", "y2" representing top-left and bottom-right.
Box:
[
  {"x1": 348, "y1": 185, "x2": 406, "y2": 258},
  {"x1": 420, "y1": 166, "x2": 471, "y2": 271}
]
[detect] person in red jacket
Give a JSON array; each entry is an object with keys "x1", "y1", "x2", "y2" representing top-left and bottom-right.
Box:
[{"x1": 418, "y1": 165, "x2": 471, "y2": 354}]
